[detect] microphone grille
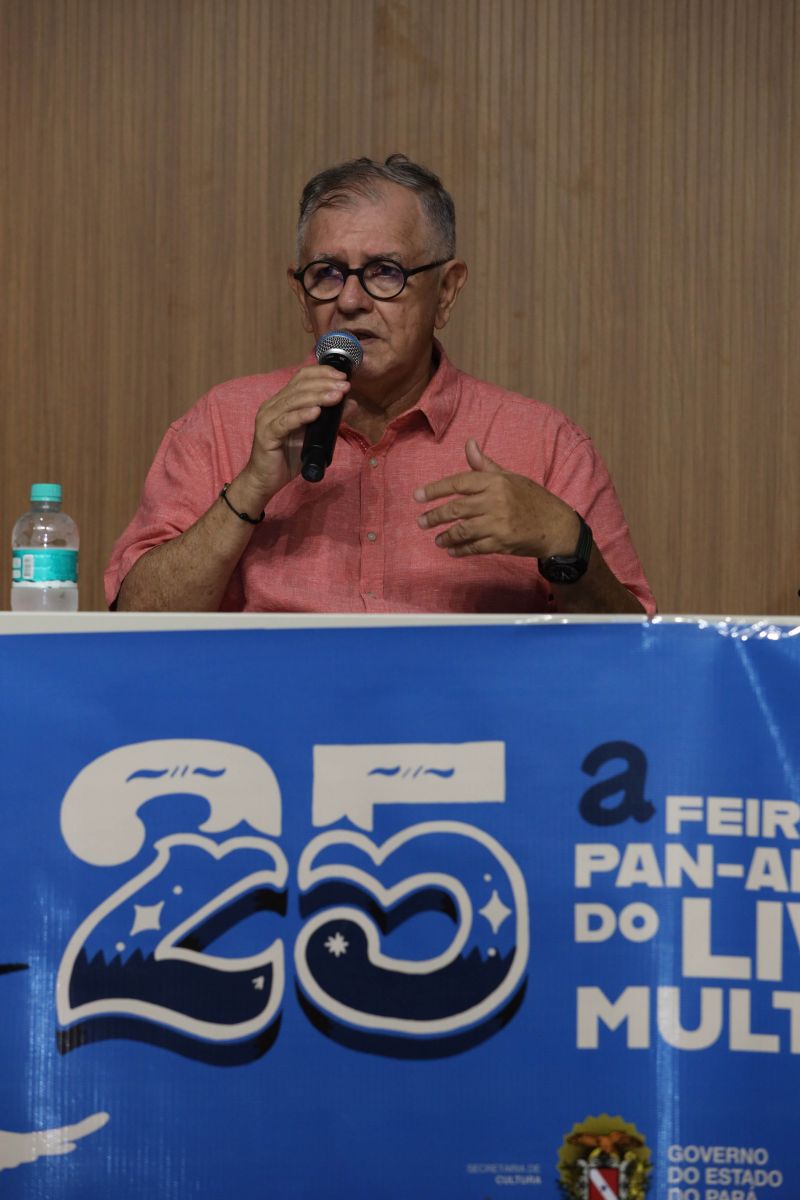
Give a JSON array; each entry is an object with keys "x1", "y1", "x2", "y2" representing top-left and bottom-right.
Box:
[{"x1": 315, "y1": 331, "x2": 364, "y2": 369}]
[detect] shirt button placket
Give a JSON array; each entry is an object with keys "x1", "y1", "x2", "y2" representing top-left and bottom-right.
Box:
[{"x1": 360, "y1": 451, "x2": 385, "y2": 607}]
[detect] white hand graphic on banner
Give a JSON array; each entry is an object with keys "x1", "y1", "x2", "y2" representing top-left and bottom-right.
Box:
[{"x1": 0, "y1": 1112, "x2": 109, "y2": 1171}]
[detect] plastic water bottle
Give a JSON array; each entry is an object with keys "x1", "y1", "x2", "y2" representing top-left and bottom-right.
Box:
[{"x1": 11, "y1": 483, "x2": 79, "y2": 612}]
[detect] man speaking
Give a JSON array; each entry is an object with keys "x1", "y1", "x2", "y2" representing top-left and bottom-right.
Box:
[{"x1": 106, "y1": 155, "x2": 655, "y2": 615}]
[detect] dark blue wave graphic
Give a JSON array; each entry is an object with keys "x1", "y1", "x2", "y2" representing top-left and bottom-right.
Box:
[{"x1": 304, "y1": 919, "x2": 513, "y2": 1022}]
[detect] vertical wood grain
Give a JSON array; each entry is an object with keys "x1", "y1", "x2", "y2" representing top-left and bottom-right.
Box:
[{"x1": 1, "y1": 0, "x2": 798, "y2": 614}]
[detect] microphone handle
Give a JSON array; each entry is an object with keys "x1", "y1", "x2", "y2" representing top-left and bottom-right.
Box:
[
  {"x1": 300, "y1": 353, "x2": 353, "y2": 483},
  {"x1": 300, "y1": 400, "x2": 345, "y2": 483}
]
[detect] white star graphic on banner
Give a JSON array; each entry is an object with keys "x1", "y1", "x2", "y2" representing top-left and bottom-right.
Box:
[
  {"x1": 478, "y1": 889, "x2": 512, "y2": 935},
  {"x1": 129, "y1": 901, "x2": 165, "y2": 935},
  {"x1": 324, "y1": 932, "x2": 349, "y2": 958}
]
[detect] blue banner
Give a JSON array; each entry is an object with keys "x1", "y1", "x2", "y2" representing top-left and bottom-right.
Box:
[{"x1": 1, "y1": 619, "x2": 799, "y2": 1199}]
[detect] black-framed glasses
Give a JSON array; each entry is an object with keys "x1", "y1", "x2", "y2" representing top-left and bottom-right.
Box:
[{"x1": 293, "y1": 257, "x2": 449, "y2": 301}]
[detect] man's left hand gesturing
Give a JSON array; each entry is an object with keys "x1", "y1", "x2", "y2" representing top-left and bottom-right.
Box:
[{"x1": 415, "y1": 438, "x2": 579, "y2": 559}]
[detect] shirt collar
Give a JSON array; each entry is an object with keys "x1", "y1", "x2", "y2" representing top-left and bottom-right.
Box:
[
  {"x1": 301, "y1": 338, "x2": 462, "y2": 442},
  {"x1": 410, "y1": 340, "x2": 462, "y2": 441}
]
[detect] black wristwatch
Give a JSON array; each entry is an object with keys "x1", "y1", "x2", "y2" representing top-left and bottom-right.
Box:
[{"x1": 537, "y1": 514, "x2": 593, "y2": 584}]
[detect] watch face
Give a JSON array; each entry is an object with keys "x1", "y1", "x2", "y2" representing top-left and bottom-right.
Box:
[
  {"x1": 537, "y1": 516, "x2": 593, "y2": 585},
  {"x1": 544, "y1": 561, "x2": 584, "y2": 585}
]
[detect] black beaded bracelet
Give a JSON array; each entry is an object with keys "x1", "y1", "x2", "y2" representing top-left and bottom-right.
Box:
[{"x1": 219, "y1": 483, "x2": 265, "y2": 525}]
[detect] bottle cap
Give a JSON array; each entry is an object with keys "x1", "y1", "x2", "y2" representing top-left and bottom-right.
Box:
[{"x1": 30, "y1": 483, "x2": 62, "y2": 503}]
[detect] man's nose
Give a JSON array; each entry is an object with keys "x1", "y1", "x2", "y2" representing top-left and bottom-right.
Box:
[{"x1": 336, "y1": 272, "x2": 374, "y2": 312}]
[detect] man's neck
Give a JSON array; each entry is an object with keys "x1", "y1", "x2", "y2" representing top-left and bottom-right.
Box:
[{"x1": 342, "y1": 349, "x2": 438, "y2": 446}]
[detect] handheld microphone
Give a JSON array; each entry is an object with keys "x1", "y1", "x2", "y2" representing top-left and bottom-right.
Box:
[{"x1": 300, "y1": 331, "x2": 364, "y2": 483}]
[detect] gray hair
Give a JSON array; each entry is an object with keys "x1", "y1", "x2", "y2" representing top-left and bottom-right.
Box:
[{"x1": 296, "y1": 154, "x2": 456, "y2": 261}]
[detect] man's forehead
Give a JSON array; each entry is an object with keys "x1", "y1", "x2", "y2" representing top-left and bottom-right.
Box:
[{"x1": 301, "y1": 185, "x2": 430, "y2": 257}]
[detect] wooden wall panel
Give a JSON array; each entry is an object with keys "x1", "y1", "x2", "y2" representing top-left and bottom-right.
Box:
[{"x1": 1, "y1": 0, "x2": 798, "y2": 614}]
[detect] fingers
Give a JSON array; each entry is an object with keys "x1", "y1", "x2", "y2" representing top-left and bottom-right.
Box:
[
  {"x1": 465, "y1": 437, "x2": 487, "y2": 471},
  {"x1": 413, "y1": 471, "x2": 488, "y2": 506},
  {"x1": 414, "y1": 449, "x2": 501, "y2": 556},
  {"x1": 270, "y1": 367, "x2": 350, "y2": 421},
  {"x1": 465, "y1": 437, "x2": 482, "y2": 468},
  {"x1": 414, "y1": 442, "x2": 543, "y2": 558},
  {"x1": 415, "y1": 439, "x2": 506, "y2": 507},
  {"x1": 466, "y1": 437, "x2": 504, "y2": 472},
  {"x1": 417, "y1": 494, "x2": 482, "y2": 531},
  {"x1": 255, "y1": 367, "x2": 349, "y2": 448},
  {"x1": 242, "y1": 366, "x2": 352, "y2": 502},
  {"x1": 431, "y1": 516, "x2": 497, "y2": 555},
  {"x1": 440, "y1": 534, "x2": 498, "y2": 558},
  {"x1": 264, "y1": 403, "x2": 322, "y2": 441},
  {"x1": 416, "y1": 494, "x2": 498, "y2": 556},
  {"x1": 284, "y1": 425, "x2": 306, "y2": 477}
]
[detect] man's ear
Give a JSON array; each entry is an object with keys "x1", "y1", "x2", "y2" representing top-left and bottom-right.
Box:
[
  {"x1": 287, "y1": 267, "x2": 314, "y2": 334},
  {"x1": 434, "y1": 259, "x2": 468, "y2": 330}
]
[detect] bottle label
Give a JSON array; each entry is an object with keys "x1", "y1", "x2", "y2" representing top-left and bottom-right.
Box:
[{"x1": 11, "y1": 548, "x2": 78, "y2": 585}]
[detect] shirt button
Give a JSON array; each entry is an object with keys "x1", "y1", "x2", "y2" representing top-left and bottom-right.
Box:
[
  {"x1": 368, "y1": 457, "x2": 378, "y2": 468},
  {"x1": 366, "y1": 531, "x2": 377, "y2": 542}
]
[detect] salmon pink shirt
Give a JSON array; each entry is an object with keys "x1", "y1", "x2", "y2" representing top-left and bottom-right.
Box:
[{"x1": 105, "y1": 347, "x2": 655, "y2": 615}]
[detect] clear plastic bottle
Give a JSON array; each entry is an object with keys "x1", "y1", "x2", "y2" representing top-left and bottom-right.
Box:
[{"x1": 11, "y1": 483, "x2": 79, "y2": 612}]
